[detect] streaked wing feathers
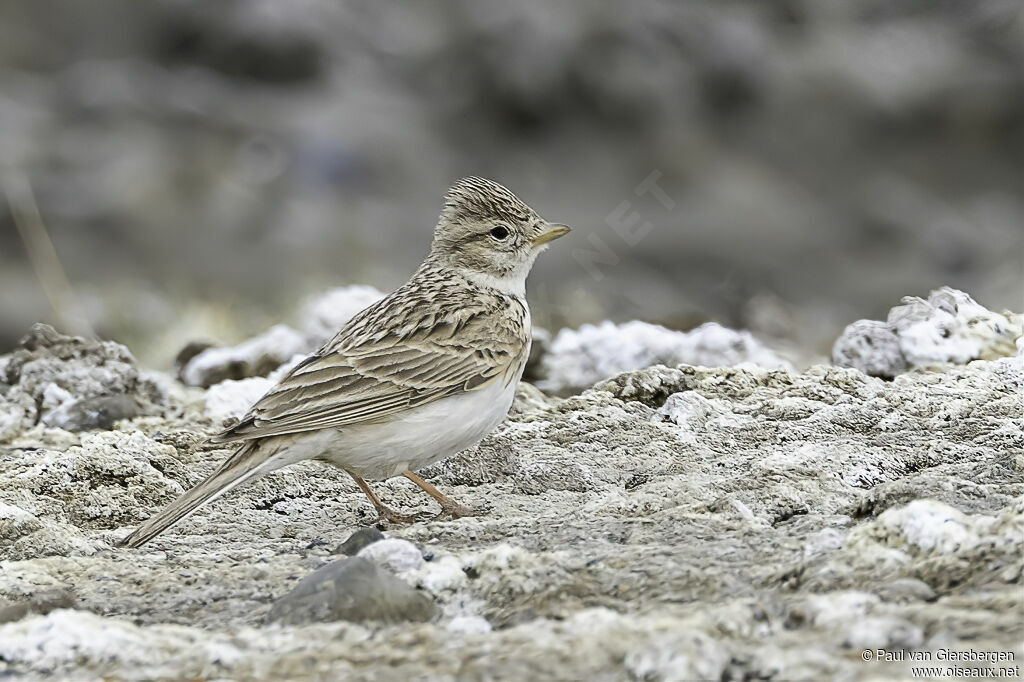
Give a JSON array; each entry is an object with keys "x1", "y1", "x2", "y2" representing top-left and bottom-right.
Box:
[{"x1": 209, "y1": 286, "x2": 527, "y2": 443}]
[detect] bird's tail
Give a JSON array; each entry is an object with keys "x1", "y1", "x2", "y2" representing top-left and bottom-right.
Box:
[{"x1": 120, "y1": 441, "x2": 272, "y2": 549}]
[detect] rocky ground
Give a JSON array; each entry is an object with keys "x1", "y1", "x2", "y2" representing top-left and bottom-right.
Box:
[{"x1": 0, "y1": 288, "x2": 1021, "y2": 680}]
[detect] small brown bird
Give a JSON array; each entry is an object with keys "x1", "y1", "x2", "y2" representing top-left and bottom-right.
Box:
[{"x1": 122, "y1": 177, "x2": 569, "y2": 548}]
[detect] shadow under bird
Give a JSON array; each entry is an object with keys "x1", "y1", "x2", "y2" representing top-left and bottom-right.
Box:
[{"x1": 121, "y1": 177, "x2": 569, "y2": 548}]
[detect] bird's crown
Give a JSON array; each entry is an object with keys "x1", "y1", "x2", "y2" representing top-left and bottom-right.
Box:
[{"x1": 442, "y1": 176, "x2": 536, "y2": 227}]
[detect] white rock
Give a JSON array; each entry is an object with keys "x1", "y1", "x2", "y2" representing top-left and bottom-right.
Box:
[
  {"x1": 833, "y1": 287, "x2": 1022, "y2": 378},
  {"x1": 540, "y1": 320, "x2": 790, "y2": 393},
  {"x1": 803, "y1": 528, "x2": 845, "y2": 558},
  {"x1": 874, "y1": 500, "x2": 974, "y2": 555},
  {"x1": 40, "y1": 383, "x2": 74, "y2": 413},
  {"x1": 201, "y1": 354, "x2": 305, "y2": 420},
  {"x1": 0, "y1": 324, "x2": 164, "y2": 438},
  {"x1": 0, "y1": 501, "x2": 42, "y2": 541},
  {"x1": 203, "y1": 377, "x2": 274, "y2": 421},
  {"x1": 446, "y1": 615, "x2": 492, "y2": 635},
  {"x1": 656, "y1": 392, "x2": 741, "y2": 434},
  {"x1": 472, "y1": 543, "x2": 533, "y2": 571},
  {"x1": 0, "y1": 501, "x2": 39, "y2": 526},
  {"x1": 408, "y1": 554, "x2": 468, "y2": 594},
  {"x1": 847, "y1": 498, "x2": 1024, "y2": 559},
  {"x1": 624, "y1": 628, "x2": 729, "y2": 682},
  {"x1": 844, "y1": 616, "x2": 924, "y2": 650},
  {"x1": 300, "y1": 285, "x2": 385, "y2": 347},
  {"x1": 806, "y1": 591, "x2": 880, "y2": 627},
  {"x1": 0, "y1": 394, "x2": 27, "y2": 442},
  {"x1": 0, "y1": 610, "x2": 244, "y2": 676},
  {"x1": 890, "y1": 287, "x2": 1021, "y2": 366},
  {"x1": 181, "y1": 324, "x2": 307, "y2": 387},
  {"x1": 356, "y1": 538, "x2": 424, "y2": 574},
  {"x1": 829, "y1": 320, "x2": 907, "y2": 379}
]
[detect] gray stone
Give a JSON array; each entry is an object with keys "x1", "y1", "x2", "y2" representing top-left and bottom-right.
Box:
[
  {"x1": 266, "y1": 557, "x2": 436, "y2": 625},
  {"x1": 873, "y1": 578, "x2": 936, "y2": 604},
  {"x1": 42, "y1": 393, "x2": 143, "y2": 431},
  {"x1": 0, "y1": 324, "x2": 165, "y2": 440},
  {"x1": 830, "y1": 319, "x2": 908, "y2": 379},
  {"x1": 334, "y1": 527, "x2": 385, "y2": 556}
]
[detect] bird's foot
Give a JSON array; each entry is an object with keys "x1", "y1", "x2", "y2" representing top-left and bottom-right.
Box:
[
  {"x1": 399, "y1": 470, "x2": 487, "y2": 521},
  {"x1": 434, "y1": 500, "x2": 487, "y2": 521},
  {"x1": 371, "y1": 506, "x2": 432, "y2": 526}
]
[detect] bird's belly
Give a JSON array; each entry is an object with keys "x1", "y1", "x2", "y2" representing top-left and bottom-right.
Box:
[{"x1": 321, "y1": 377, "x2": 518, "y2": 480}]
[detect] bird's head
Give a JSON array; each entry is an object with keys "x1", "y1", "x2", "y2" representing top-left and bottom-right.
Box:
[{"x1": 429, "y1": 177, "x2": 569, "y2": 294}]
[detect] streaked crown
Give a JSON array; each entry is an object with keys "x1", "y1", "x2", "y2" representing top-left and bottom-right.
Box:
[{"x1": 441, "y1": 176, "x2": 536, "y2": 227}]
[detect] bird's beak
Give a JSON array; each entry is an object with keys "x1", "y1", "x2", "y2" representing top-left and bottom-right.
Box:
[{"x1": 531, "y1": 223, "x2": 571, "y2": 247}]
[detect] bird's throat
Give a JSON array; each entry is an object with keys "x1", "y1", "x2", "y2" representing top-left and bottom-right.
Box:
[{"x1": 456, "y1": 267, "x2": 528, "y2": 297}]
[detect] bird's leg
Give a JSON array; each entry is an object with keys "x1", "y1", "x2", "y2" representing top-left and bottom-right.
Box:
[
  {"x1": 402, "y1": 470, "x2": 481, "y2": 519},
  {"x1": 347, "y1": 471, "x2": 422, "y2": 524}
]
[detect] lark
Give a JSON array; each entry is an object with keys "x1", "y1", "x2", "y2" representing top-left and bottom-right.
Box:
[{"x1": 122, "y1": 177, "x2": 569, "y2": 548}]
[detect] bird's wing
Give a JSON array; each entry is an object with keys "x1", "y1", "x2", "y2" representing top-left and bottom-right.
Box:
[{"x1": 209, "y1": 292, "x2": 528, "y2": 443}]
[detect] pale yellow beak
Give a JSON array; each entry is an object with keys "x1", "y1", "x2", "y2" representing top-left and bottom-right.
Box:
[{"x1": 531, "y1": 223, "x2": 571, "y2": 247}]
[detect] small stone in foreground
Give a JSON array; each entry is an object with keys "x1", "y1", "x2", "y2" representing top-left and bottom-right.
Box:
[
  {"x1": 266, "y1": 557, "x2": 435, "y2": 625},
  {"x1": 357, "y1": 538, "x2": 424, "y2": 573},
  {"x1": 334, "y1": 527, "x2": 386, "y2": 556}
]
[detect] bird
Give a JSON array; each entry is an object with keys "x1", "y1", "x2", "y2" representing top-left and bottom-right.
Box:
[{"x1": 121, "y1": 176, "x2": 569, "y2": 548}]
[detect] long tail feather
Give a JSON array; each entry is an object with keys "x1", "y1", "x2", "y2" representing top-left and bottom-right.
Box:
[{"x1": 120, "y1": 441, "x2": 272, "y2": 548}]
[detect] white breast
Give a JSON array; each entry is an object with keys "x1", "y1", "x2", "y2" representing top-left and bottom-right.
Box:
[{"x1": 304, "y1": 375, "x2": 520, "y2": 480}]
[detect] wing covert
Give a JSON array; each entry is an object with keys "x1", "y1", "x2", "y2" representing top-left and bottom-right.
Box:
[{"x1": 209, "y1": 292, "x2": 528, "y2": 443}]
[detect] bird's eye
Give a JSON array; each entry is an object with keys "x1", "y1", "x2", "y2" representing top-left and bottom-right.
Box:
[{"x1": 489, "y1": 225, "x2": 509, "y2": 240}]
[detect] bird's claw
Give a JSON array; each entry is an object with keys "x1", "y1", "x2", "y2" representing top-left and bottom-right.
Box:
[
  {"x1": 434, "y1": 501, "x2": 487, "y2": 521},
  {"x1": 371, "y1": 507, "x2": 432, "y2": 525}
]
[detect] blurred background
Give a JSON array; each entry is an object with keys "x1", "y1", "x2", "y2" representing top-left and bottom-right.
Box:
[{"x1": 2, "y1": 0, "x2": 1022, "y2": 367}]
